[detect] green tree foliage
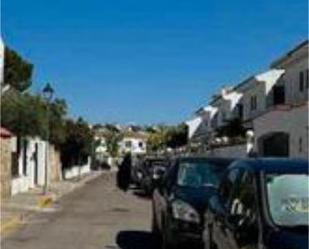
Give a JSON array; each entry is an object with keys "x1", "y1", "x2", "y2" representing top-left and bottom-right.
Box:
[
  {"x1": 104, "y1": 125, "x2": 122, "y2": 157},
  {"x1": 48, "y1": 98, "x2": 68, "y2": 148},
  {"x1": 60, "y1": 118, "x2": 94, "y2": 168},
  {"x1": 4, "y1": 47, "x2": 33, "y2": 91},
  {"x1": 215, "y1": 118, "x2": 246, "y2": 138},
  {"x1": 165, "y1": 123, "x2": 188, "y2": 149},
  {"x1": 147, "y1": 123, "x2": 188, "y2": 152},
  {"x1": 1, "y1": 92, "x2": 48, "y2": 138}
]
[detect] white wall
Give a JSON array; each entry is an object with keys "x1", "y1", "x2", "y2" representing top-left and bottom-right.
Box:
[
  {"x1": 11, "y1": 137, "x2": 47, "y2": 195},
  {"x1": 64, "y1": 159, "x2": 91, "y2": 179},
  {"x1": 206, "y1": 144, "x2": 248, "y2": 158},
  {"x1": 272, "y1": 43, "x2": 308, "y2": 105},
  {"x1": 119, "y1": 137, "x2": 147, "y2": 154},
  {"x1": 253, "y1": 104, "x2": 308, "y2": 159}
]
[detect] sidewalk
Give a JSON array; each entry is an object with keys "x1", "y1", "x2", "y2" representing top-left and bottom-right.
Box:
[{"x1": 0, "y1": 170, "x2": 104, "y2": 236}]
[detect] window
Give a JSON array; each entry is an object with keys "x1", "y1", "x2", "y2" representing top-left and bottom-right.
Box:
[
  {"x1": 219, "y1": 168, "x2": 243, "y2": 207},
  {"x1": 299, "y1": 71, "x2": 304, "y2": 92},
  {"x1": 299, "y1": 137, "x2": 303, "y2": 153},
  {"x1": 306, "y1": 69, "x2": 309, "y2": 89},
  {"x1": 266, "y1": 174, "x2": 309, "y2": 226},
  {"x1": 250, "y1": 95, "x2": 257, "y2": 111},
  {"x1": 138, "y1": 142, "x2": 144, "y2": 148},
  {"x1": 177, "y1": 161, "x2": 224, "y2": 188},
  {"x1": 273, "y1": 85, "x2": 285, "y2": 105},
  {"x1": 230, "y1": 171, "x2": 257, "y2": 217},
  {"x1": 236, "y1": 103, "x2": 244, "y2": 119},
  {"x1": 125, "y1": 141, "x2": 132, "y2": 148}
]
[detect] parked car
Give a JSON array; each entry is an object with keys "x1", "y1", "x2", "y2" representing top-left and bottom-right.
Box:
[
  {"x1": 140, "y1": 157, "x2": 171, "y2": 195},
  {"x1": 203, "y1": 158, "x2": 309, "y2": 249},
  {"x1": 152, "y1": 157, "x2": 235, "y2": 249},
  {"x1": 130, "y1": 155, "x2": 145, "y2": 186}
]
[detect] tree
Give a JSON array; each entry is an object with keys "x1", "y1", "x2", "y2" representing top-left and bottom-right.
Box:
[
  {"x1": 60, "y1": 118, "x2": 94, "y2": 168},
  {"x1": 165, "y1": 123, "x2": 188, "y2": 149},
  {"x1": 147, "y1": 123, "x2": 188, "y2": 152},
  {"x1": 48, "y1": 98, "x2": 68, "y2": 148},
  {"x1": 1, "y1": 92, "x2": 48, "y2": 138},
  {"x1": 4, "y1": 47, "x2": 33, "y2": 91},
  {"x1": 105, "y1": 128, "x2": 122, "y2": 157},
  {"x1": 215, "y1": 118, "x2": 246, "y2": 138}
]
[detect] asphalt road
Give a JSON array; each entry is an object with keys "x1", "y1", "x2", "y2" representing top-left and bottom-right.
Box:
[{"x1": 2, "y1": 172, "x2": 160, "y2": 249}]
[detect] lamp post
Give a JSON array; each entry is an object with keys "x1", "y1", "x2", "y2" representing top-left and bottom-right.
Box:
[{"x1": 42, "y1": 83, "x2": 54, "y2": 194}]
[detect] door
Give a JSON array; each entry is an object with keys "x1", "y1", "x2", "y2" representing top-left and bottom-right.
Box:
[
  {"x1": 34, "y1": 143, "x2": 39, "y2": 185},
  {"x1": 225, "y1": 170, "x2": 259, "y2": 249},
  {"x1": 259, "y1": 132, "x2": 289, "y2": 157}
]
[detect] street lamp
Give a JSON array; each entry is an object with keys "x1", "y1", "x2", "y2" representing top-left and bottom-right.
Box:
[
  {"x1": 43, "y1": 83, "x2": 54, "y2": 102},
  {"x1": 42, "y1": 83, "x2": 54, "y2": 194}
]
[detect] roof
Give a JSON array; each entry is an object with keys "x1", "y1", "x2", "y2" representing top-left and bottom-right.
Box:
[
  {"x1": 0, "y1": 127, "x2": 13, "y2": 138},
  {"x1": 270, "y1": 40, "x2": 308, "y2": 68},
  {"x1": 185, "y1": 116, "x2": 203, "y2": 139},
  {"x1": 231, "y1": 158, "x2": 308, "y2": 174},
  {"x1": 122, "y1": 131, "x2": 148, "y2": 139}
]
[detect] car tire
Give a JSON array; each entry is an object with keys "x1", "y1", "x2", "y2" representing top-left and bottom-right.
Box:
[{"x1": 204, "y1": 225, "x2": 215, "y2": 249}]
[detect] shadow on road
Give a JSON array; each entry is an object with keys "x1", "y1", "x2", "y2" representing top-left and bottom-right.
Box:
[
  {"x1": 132, "y1": 190, "x2": 152, "y2": 200},
  {"x1": 116, "y1": 231, "x2": 160, "y2": 249}
]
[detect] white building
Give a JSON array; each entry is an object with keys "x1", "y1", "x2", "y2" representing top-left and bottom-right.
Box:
[
  {"x1": 186, "y1": 40, "x2": 308, "y2": 159},
  {"x1": 11, "y1": 137, "x2": 48, "y2": 195},
  {"x1": 119, "y1": 132, "x2": 147, "y2": 155},
  {"x1": 252, "y1": 40, "x2": 308, "y2": 158},
  {"x1": 234, "y1": 69, "x2": 285, "y2": 128},
  {"x1": 209, "y1": 87, "x2": 243, "y2": 129}
]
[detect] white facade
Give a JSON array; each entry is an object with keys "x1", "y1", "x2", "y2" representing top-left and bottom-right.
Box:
[
  {"x1": 119, "y1": 136, "x2": 147, "y2": 155},
  {"x1": 187, "y1": 40, "x2": 308, "y2": 159},
  {"x1": 11, "y1": 137, "x2": 48, "y2": 195},
  {"x1": 235, "y1": 69, "x2": 285, "y2": 124},
  {"x1": 209, "y1": 87, "x2": 243, "y2": 129},
  {"x1": 253, "y1": 104, "x2": 308, "y2": 159},
  {"x1": 271, "y1": 41, "x2": 309, "y2": 105}
]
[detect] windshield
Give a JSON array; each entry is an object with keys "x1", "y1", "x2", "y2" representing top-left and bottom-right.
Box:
[
  {"x1": 177, "y1": 161, "x2": 223, "y2": 188},
  {"x1": 266, "y1": 174, "x2": 309, "y2": 227}
]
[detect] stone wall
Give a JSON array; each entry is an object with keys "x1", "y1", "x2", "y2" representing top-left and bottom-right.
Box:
[
  {"x1": 49, "y1": 145, "x2": 62, "y2": 183},
  {"x1": 0, "y1": 137, "x2": 12, "y2": 199}
]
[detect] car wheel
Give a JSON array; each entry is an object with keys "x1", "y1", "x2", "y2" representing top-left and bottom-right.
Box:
[{"x1": 204, "y1": 225, "x2": 215, "y2": 249}]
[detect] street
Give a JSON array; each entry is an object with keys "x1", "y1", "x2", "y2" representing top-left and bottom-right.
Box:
[{"x1": 2, "y1": 172, "x2": 160, "y2": 249}]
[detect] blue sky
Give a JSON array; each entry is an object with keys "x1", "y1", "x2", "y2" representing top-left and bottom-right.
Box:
[{"x1": 2, "y1": 0, "x2": 308, "y2": 125}]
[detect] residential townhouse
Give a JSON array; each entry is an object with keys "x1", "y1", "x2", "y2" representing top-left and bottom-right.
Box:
[
  {"x1": 253, "y1": 40, "x2": 308, "y2": 158},
  {"x1": 186, "y1": 40, "x2": 308, "y2": 159},
  {"x1": 118, "y1": 131, "x2": 147, "y2": 155}
]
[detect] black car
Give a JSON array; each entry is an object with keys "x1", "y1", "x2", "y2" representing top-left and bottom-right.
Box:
[
  {"x1": 140, "y1": 157, "x2": 170, "y2": 194},
  {"x1": 152, "y1": 157, "x2": 235, "y2": 249},
  {"x1": 203, "y1": 158, "x2": 309, "y2": 249},
  {"x1": 130, "y1": 155, "x2": 145, "y2": 186}
]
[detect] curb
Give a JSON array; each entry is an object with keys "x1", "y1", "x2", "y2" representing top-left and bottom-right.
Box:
[
  {"x1": 0, "y1": 171, "x2": 104, "y2": 236},
  {"x1": 0, "y1": 215, "x2": 23, "y2": 236}
]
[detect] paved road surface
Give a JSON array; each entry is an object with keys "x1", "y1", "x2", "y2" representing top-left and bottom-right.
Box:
[{"x1": 2, "y1": 173, "x2": 159, "y2": 249}]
